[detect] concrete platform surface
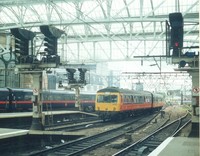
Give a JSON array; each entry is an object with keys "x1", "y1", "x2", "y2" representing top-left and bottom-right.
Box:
[
  {"x1": 29, "y1": 130, "x2": 85, "y2": 136},
  {"x1": 149, "y1": 137, "x2": 199, "y2": 156},
  {"x1": 0, "y1": 110, "x2": 84, "y2": 119},
  {"x1": 0, "y1": 128, "x2": 29, "y2": 139}
]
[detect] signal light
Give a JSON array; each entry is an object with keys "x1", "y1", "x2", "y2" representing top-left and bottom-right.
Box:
[
  {"x1": 78, "y1": 68, "x2": 87, "y2": 84},
  {"x1": 169, "y1": 12, "x2": 183, "y2": 57},
  {"x1": 175, "y1": 42, "x2": 179, "y2": 47},
  {"x1": 15, "y1": 38, "x2": 28, "y2": 55},
  {"x1": 66, "y1": 68, "x2": 76, "y2": 84},
  {"x1": 10, "y1": 28, "x2": 35, "y2": 63},
  {"x1": 10, "y1": 28, "x2": 35, "y2": 55},
  {"x1": 43, "y1": 37, "x2": 57, "y2": 55},
  {"x1": 40, "y1": 25, "x2": 63, "y2": 56}
]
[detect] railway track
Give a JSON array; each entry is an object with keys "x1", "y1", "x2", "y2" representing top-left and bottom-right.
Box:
[
  {"x1": 0, "y1": 115, "x2": 99, "y2": 130},
  {"x1": 26, "y1": 114, "x2": 157, "y2": 156},
  {"x1": 113, "y1": 112, "x2": 191, "y2": 156},
  {"x1": 45, "y1": 116, "x2": 101, "y2": 131}
]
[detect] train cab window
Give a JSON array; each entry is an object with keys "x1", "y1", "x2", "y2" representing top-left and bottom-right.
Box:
[
  {"x1": 111, "y1": 95, "x2": 117, "y2": 103},
  {"x1": 97, "y1": 95, "x2": 117, "y2": 103}
]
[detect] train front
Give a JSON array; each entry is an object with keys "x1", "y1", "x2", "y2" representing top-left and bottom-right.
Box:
[{"x1": 95, "y1": 89, "x2": 121, "y2": 121}]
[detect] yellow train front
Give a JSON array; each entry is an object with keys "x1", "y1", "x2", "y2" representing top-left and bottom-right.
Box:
[{"x1": 95, "y1": 87, "x2": 159, "y2": 121}]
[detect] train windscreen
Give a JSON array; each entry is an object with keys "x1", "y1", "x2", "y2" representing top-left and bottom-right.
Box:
[{"x1": 97, "y1": 95, "x2": 118, "y2": 103}]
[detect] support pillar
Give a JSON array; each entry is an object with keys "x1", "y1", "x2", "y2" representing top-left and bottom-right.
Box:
[
  {"x1": 75, "y1": 86, "x2": 82, "y2": 111},
  {"x1": 189, "y1": 71, "x2": 199, "y2": 137},
  {"x1": 30, "y1": 72, "x2": 44, "y2": 130}
]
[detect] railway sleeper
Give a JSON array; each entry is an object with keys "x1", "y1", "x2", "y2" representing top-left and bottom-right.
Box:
[
  {"x1": 137, "y1": 146, "x2": 149, "y2": 155},
  {"x1": 70, "y1": 145, "x2": 86, "y2": 150},
  {"x1": 55, "y1": 151, "x2": 69, "y2": 155},
  {"x1": 144, "y1": 140, "x2": 162, "y2": 147}
]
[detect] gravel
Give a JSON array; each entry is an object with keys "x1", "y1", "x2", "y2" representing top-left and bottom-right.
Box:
[{"x1": 80, "y1": 105, "x2": 189, "y2": 156}]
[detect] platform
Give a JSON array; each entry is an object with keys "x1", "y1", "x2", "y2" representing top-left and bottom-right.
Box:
[
  {"x1": 0, "y1": 128, "x2": 85, "y2": 140},
  {"x1": 29, "y1": 130, "x2": 85, "y2": 137},
  {"x1": 0, "y1": 128, "x2": 29, "y2": 139},
  {"x1": 149, "y1": 137, "x2": 199, "y2": 156},
  {"x1": 0, "y1": 110, "x2": 97, "y2": 119}
]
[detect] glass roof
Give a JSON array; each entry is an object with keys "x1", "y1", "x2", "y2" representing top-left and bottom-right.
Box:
[{"x1": 0, "y1": 0, "x2": 199, "y2": 65}]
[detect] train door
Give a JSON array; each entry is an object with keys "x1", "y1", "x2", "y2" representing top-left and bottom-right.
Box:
[
  {"x1": 0, "y1": 89, "x2": 9, "y2": 111},
  {"x1": 6, "y1": 88, "x2": 14, "y2": 112}
]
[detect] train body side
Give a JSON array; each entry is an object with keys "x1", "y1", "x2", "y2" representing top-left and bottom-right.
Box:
[
  {"x1": 152, "y1": 93, "x2": 165, "y2": 110},
  {"x1": 119, "y1": 91, "x2": 153, "y2": 111},
  {"x1": 0, "y1": 88, "x2": 95, "y2": 112}
]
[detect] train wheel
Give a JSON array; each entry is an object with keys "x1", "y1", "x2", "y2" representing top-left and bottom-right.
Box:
[{"x1": 84, "y1": 106, "x2": 94, "y2": 112}]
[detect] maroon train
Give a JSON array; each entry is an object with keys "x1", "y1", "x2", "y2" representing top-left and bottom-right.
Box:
[{"x1": 0, "y1": 88, "x2": 95, "y2": 112}]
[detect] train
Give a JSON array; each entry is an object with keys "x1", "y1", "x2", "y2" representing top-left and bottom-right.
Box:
[
  {"x1": 95, "y1": 87, "x2": 165, "y2": 120},
  {"x1": 0, "y1": 88, "x2": 96, "y2": 112}
]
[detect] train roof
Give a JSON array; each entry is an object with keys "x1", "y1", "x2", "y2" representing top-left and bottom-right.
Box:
[
  {"x1": 0, "y1": 87, "x2": 32, "y2": 92},
  {"x1": 43, "y1": 89, "x2": 96, "y2": 95},
  {"x1": 97, "y1": 87, "x2": 152, "y2": 96},
  {"x1": 0, "y1": 87, "x2": 95, "y2": 95}
]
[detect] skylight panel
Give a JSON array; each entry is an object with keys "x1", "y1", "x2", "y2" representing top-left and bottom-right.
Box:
[
  {"x1": 56, "y1": 2, "x2": 77, "y2": 21},
  {"x1": 0, "y1": 7, "x2": 19, "y2": 24},
  {"x1": 81, "y1": 1, "x2": 104, "y2": 19},
  {"x1": 90, "y1": 24, "x2": 108, "y2": 35}
]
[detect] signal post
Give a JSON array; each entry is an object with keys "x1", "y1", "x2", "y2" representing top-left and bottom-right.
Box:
[
  {"x1": 60, "y1": 68, "x2": 87, "y2": 111},
  {"x1": 168, "y1": 13, "x2": 199, "y2": 136},
  {"x1": 11, "y1": 26, "x2": 63, "y2": 130}
]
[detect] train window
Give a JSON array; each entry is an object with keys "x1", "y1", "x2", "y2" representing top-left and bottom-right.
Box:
[
  {"x1": 123, "y1": 95, "x2": 127, "y2": 103},
  {"x1": 48, "y1": 95, "x2": 53, "y2": 101},
  {"x1": 24, "y1": 94, "x2": 32, "y2": 100},
  {"x1": 14, "y1": 92, "x2": 23, "y2": 100},
  {"x1": 81, "y1": 95, "x2": 88, "y2": 100},
  {"x1": 0, "y1": 91, "x2": 8, "y2": 100},
  {"x1": 130, "y1": 95, "x2": 134, "y2": 103},
  {"x1": 53, "y1": 94, "x2": 62, "y2": 100},
  {"x1": 126, "y1": 95, "x2": 132, "y2": 104},
  {"x1": 133, "y1": 96, "x2": 137, "y2": 103},
  {"x1": 54, "y1": 94, "x2": 59, "y2": 100},
  {"x1": 126, "y1": 96, "x2": 129, "y2": 103},
  {"x1": 145, "y1": 96, "x2": 150, "y2": 103},
  {"x1": 97, "y1": 95, "x2": 103, "y2": 102},
  {"x1": 138, "y1": 96, "x2": 144, "y2": 103},
  {"x1": 90, "y1": 95, "x2": 95, "y2": 100},
  {"x1": 85, "y1": 95, "x2": 95, "y2": 100}
]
